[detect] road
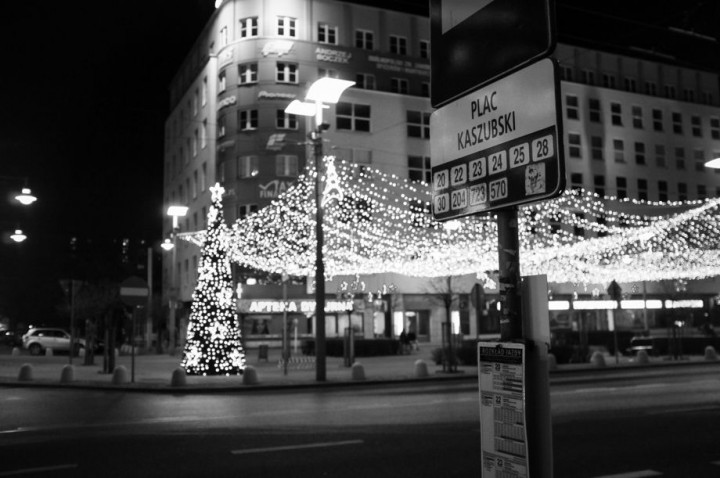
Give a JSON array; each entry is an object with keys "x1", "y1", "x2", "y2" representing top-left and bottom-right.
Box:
[{"x1": 1, "y1": 363, "x2": 719, "y2": 477}]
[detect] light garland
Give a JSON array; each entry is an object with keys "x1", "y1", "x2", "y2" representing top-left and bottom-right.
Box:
[
  {"x1": 180, "y1": 183, "x2": 246, "y2": 376},
  {"x1": 181, "y1": 160, "x2": 720, "y2": 285}
]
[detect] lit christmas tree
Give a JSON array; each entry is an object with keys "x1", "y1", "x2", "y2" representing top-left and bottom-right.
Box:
[{"x1": 181, "y1": 183, "x2": 246, "y2": 375}]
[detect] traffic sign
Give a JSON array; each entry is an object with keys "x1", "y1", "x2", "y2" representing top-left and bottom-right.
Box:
[
  {"x1": 430, "y1": 58, "x2": 564, "y2": 220},
  {"x1": 120, "y1": 276, "x2": 149, "y2": 308},
  {"x1": 430, "y1": 0, "x2": 555, "y2": 107}
]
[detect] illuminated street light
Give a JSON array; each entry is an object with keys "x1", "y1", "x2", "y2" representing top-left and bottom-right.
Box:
[
  {"x1": 14, "y1": 188, "x2": 37, "y2": 206},
  {"x1": 285, "y1": 77, "x2": 354, "y2": 382},
  {"x1": 10, "y1": 229, "x2": 27, "y2": 243},
  {"x1": 166, "y1": 204, "x2": 188, "y2": 354},
  {"x1": 160, "y1": 238, "x2": 174, "y2": 251}
]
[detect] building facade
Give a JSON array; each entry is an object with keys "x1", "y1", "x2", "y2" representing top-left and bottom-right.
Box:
[{"x1": 163, "y1": 0, "x2": 720, "y2": 351}]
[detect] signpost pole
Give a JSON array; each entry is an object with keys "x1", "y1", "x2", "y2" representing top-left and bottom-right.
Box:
[{"x1": 497, "y1": 207, "x2": 522, "y2": 341}]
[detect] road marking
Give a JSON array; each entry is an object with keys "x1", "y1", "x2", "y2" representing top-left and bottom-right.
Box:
[
  {"x1": 645, "y1": 405, "x2": 720, "y2": 416},
  {"x1": 712, "y1": 460, "x2": 720, "y2": 466},
  {"x1": 231, "y1": 439, "x2": 363, "y2": 455},
  {"x1": 592, "y1": 470, "x2": 662, "y2": 478},
  {"x1": 0, "y1": 464, "x2": 78, "y2": 476}
]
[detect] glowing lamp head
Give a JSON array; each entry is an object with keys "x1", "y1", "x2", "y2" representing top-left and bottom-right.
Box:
[
  {"x1": 15, "y1": 188, "x2": 37, "y2": 206},
  {"x1": 167, "y1": 205, "x2": 189, "y2": 230},
  {"x1": 161, "y1": 238, "x2": 174, "y2": 251},
  {"x1": 10, "y1": 229, "x2": 27, "y2": 243}
]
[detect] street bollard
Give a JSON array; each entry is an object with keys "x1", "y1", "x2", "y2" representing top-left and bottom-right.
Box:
[
  {"x1": 45, "y1": 348, "x2": 53, "y2": 357},
  {"x1": 414, "y1": 359, "x2": 429, "y2": 378},
  {"x1": 11, "y1": 347, "x2": 20, "y2": 356},
  {"x1": 351, "y1": 362, "x2": 366, "y2": 381},
  {"x1": 112, "y1": 366, "x2": 129, "y2": 385},
  {"x1": 590, "y1": 351, "x2": 606, "y2": 367},
  {"x1": 635, "y1": 349, "x2": 649, "y2": 364},
  {"x1": 60, "y1": 364, "x2": 75, "y2": 383},
  {"x1": 18, "y1": 363, "x2": 33, "y2": 381},
  {"x1": 242, "y1": 366, "x2": 258, "y2": 385},
  {"x1": 170, "y1": 368, "x2": 187, "y2": 387},
  {"x1": 547, "y1": 353, "x2": 557, "y2": 371},
  {"x1": 704, "y1": 346, "x2": 718, "y2": 361}
]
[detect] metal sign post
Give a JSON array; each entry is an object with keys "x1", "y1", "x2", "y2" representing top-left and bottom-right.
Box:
[{"x1": 120, "y1": 276, "x2": 149, "y2": 384}]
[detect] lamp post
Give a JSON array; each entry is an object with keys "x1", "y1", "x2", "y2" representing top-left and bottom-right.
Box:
[
  {"x1": 166, "y1": 205, "x2": 188, "y2": 355},
  {"x1": 285, "y1": 77, "x2": 355, "y2": 381}
]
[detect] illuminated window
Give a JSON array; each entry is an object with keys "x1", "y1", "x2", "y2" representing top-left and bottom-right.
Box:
[
  {"x1": 202, "y1": 77, "x2": 207, "y2": 105},
  {"x1": 276, "y1": 155, "x2": 299, "y2": 177},
  {"x1": 390, "y1": 35, "x2": 407, "y2": 55},
  {"x1": 240, "y1": 17, "x2": 258, "y2": 38},
  {"x1": 355, "y1": 29, "x2": 374, "y2": 49},
  {"x1": 318, "y1": 23, "x2": 337, "y2": 44},
  {"x1": 237, "y1": 156, "x2": 259, "y2": 178},
  {"x1": 276, "y1": 110, "x2": 297, "y2": 129},
  {"x1": 192, "y1": 130, "x2": 198, "y2": 156},
  {"x1": 238, "y1": 63, "x2": 258, "y2": 84},
  {"x1": 336, "y1": 102, "x2": 370, "y2": 132},
  {"x1": 277, "y1": 16, "x2": 296, "y2": 37},
  {"x1": 276, "y1": 62, "x2": 298, "y2": 83},
  {"x1": 407, "y1": 111, "x2": 430, "y2": 139}
]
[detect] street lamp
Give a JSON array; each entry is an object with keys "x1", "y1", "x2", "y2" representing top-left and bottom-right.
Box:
[
  {"x1": 14, "y1": 188, "x2": 37, "y2": 206},
  {"x1": 10, "y1": 229, "x2": 27, "y2": 243},
  {"x1": 166, "y1": 205, "x2": 188, "y2": 355},
  {"x1": 285, "y1": 77, "x2": 354, "y2": 382}
]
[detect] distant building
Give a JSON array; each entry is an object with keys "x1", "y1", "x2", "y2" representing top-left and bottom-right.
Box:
[{"x1": 164, "y1": 0, "x2": 720, "y2": 350}]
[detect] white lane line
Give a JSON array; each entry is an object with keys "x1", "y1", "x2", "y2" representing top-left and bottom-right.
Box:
[
  {"x1": 592, "y1": 470, "x2": 662, "y2": 478},
  {"x1": 0, "y1": 464, "x2": 78, "y2": 476},
  {"x1": 231, "y1": 439, "x2": 364, "y2": 455},
  {"x1": 712, "y1": 460, "x2": 720, "y2": 466}
]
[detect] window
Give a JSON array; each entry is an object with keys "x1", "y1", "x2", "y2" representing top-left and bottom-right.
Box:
[
  {"x1": 277, "y1": 16, "x2": 296, "y2": 37},
  {"x1": 391, "y1": 78, "x2": 409, "y2": 94},
  {"x1": 634, "y1": 142, "x2": 645, "y2": 165},
  {"x1": 390, "y1": 35, "x2": 407, "y2": 55},
  {"x1": 193, "y1": 89, "x2": 198, "y2": 116},
  {"x1": 355, "y1": 29, "x2": 374, "y2": 49},
  {"x1": 220, "y1": 26, "x2": 229, "y2": 46},
  {"x1": 336, "y1": 102, "x2": 370, "y2": 132},
  {"x1": 276, "y1": 110, "x2": 297, "y2": 129},
  {"x1": 202, "y1": 77, "x2": 207, "y2": 105},
  {"x1": 407, "y1": 110, "x2": 430, "y2": 139},
  {"x1": 239, "y1": 109, "x2": 258, "y2": 130},
  {"x1": 565, "y1": 95, "x2": 579, "y2": 120},
  {"x1": 408, "y1": 156, "x2": 431, "y2": 183},
  {"x1": 421, "y1": 82, "x2": 430, "y2": 97},
  {"x1": 637, "y1": 178, "x2": 648, "y2": 201},
  {"x1": 568, "y1": 133, "x2": 581, "y2": 158},
  {"x1": 201, "y1": 120, "x2": 207, "y2": 148},
  {"x1": 276, "y1": 62, "x2": 298, "y2": 83},
  {"x1": 238, "y1": 63, "x2": 258, "y2": 84},
  {"x1": 610, "y1": 102, "x2": 622, "y2": 126},
  {"x1": 193, "y1": 130, "x2": 198, "y2": 156},
  {"x1": 237, "y1": 155, "x2": 259, "y2": 178},
  {"x1": 201, "y1": 163, "x2": 207, "y2": 191},
  {"x1": 678, "y1": 183, "x2": 687, "y2": 201},
  {"x1": 703, "y1": 92, "x2": 714, "y2": 105},
  {"x1": 645, "y1": 81, "x2": 657, "y2": 96},
  {"x1": 570, "y1": 173, "x2": 583, "y2": 191},
  {"x1": 672, "y1": 112, "x2": 682, "y2": 134},
  {"x1": 694, "y1": 149, "x2": 705, "y2": 171},
  {"x1": 616, "y1": 177, "x2": 627, "y2": 199},
  {"x1": 624, "y1": 77, "x2": 636, "y2": 92},
  {"x1": 711, "y1": 117, "x2": 720, "y2": 140},
  {"x1": 658, "y1": 181, "x2": 668, "y2": 201},
  {"x1": 602, "y1": 73, "x2": 616, "y2": 88},
  {"x1": 318, "y1": 68, "x2": 338, "y2": 78},
  {"x1": 581, "y1": 69, "x2": 595, "y2": 85},
  {"x1": 655, "y1": 145, "x2": 666, "y2": 168},
  {"x1": 591, "y1": 136, "x2": 603, "y2": 161},
  {"x1": 683, "y1": 89, "x2": 695, "y2": 102},
  {"x1": 355, "y1": 73, "x2": 376, "y2": 90},
  {"x1": 664, "y1": 85, "x2": 676, "y2": 98},
  {"x1": 594, "y1": 175, "x2": 605, "y2": 197},
  {"x1": 561, "y1": 66, "x2": 573, "y2": 81},
  {"x1": 675, "y1": 147, "x2": 685, "y2": 170},
  {"x1": 238, "y1": 204, "x2": 258, "y2": 219},
  {"x1": 192, "y1": 171, "x2": 198, "y2": 199},
  {"x1": 574, "y1": 213, "x2": 585, "y2": 237},
  {"x1": 240, "y1": 17, "x2": 258, "y2": 37},
  {"x1": 698, "y1": 185, "x2": 707, "y2": 199},
  {"x1": 631, "y1": 106, "x2": 643, "y2": 128},
  {"x1": 613, "y1": 139, "x2": 624, "y2": 163},
  {"x1": 419, "y1": 40, "x2": 429, "y2": 59},
  {"x1": 218, "y1": 115, "x2": 226, "y2": 137},
  {"x1": 218, "y1": 70, "x2": 226, "y2": 93},
  {"x1": 588, "y1": 98, "x2": 601, "y2": 123},
  {"x1": 652, "y1": 109, "x2": 663, "y2": 132},
  {"x1": 691, "y1": 116, "x2": 702, "y2": 137},
  {"x1": 201, "y1": 206, "x2": 207, "y2": 229},
  {"x1": 276, "y1": 155, "x2": 299, "y2": 177},
  {"x1": 318, "y1": 23, "x2": 337, "y2": 44}
]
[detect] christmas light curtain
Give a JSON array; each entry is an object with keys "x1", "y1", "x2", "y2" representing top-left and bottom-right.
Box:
[{"x1": 180, "y1": 183, "x2": 246, "y2": 375}]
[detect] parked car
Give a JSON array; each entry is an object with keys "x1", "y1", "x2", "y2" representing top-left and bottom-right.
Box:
[{"x1": 22, "y1": 328, "x2": 85, "y2": 356}]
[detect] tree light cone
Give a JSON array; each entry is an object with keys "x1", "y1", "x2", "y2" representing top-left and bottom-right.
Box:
[{"x1": 704, "y1": 346, "x2": 718, "y2": 361}]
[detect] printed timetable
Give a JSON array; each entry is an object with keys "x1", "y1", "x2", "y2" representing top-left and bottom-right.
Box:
[{"x1": 432, "y1": 126, "x2": 561, "y2": 219}]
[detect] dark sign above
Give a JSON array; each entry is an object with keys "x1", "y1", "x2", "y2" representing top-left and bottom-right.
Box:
[{"x1": 430, "y1": 0, "x2": 555, "y2": 108}]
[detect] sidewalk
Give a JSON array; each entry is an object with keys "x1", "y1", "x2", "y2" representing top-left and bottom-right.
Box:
[{"x1": 0, "y1": 348, "x2": 716, "y2": 393}]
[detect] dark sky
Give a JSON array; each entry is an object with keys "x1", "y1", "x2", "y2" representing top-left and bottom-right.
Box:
[
  {"x1": 0, "y1": 0, "x2": 717, "y2": 247},
  {"x1": 0, "y1": 1, "x2": 215, "y2": 245}
]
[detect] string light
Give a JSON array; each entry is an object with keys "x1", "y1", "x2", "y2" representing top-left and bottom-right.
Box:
[{"x1": 181, "y1": 161, "x2": 720, "y2": 286}]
